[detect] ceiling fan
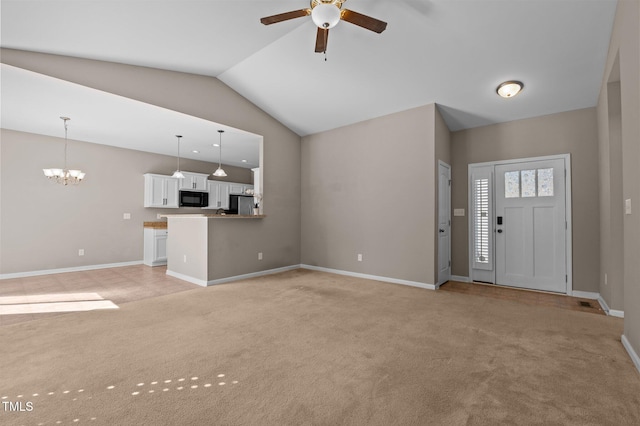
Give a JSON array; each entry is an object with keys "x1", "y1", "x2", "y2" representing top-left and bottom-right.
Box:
[{"x1": 260, "y1": 0, "x2": 387, "y2": 55}]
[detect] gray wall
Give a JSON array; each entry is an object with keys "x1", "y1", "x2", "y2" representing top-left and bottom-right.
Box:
[
  {"x1": 450, "y1": 108, "x2": 601, "y2": 293},
  {"x1": 0, "y1": 49, "x2": 301, "y2": 276},
  {"x1": 596, "y1": 0, "x2": 640, "y2": 363},
  {"x1": 301, "y1": 104, "x2": 441, "y2": 285}
]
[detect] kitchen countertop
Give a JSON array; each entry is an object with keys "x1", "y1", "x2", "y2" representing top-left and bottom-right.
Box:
[
  {"x1": 143, "y1": 221, "x2": 168, "y2": 229},
  {"x1": 159, "y1": 214, "x2": 266, "y2": 219}
]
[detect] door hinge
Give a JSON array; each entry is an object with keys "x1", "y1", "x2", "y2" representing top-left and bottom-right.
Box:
[
  {"x1": 565, "y1": 275, "x2": 568, "y2": 283},
  {"x1": 448, "y1": 260, "x2": 451, "y2": 267},
  {"x1": 448, "y1": 179, "x2": 451, "y2": 186},
  {"x1": 448, "y1": 220, "x2": 451, "y2": 226}
]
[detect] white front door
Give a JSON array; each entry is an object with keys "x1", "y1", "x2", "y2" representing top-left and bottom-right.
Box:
[
  {"x1": 438, "y1": 162, "x2": 451, "y2": 285},
  {"x1": 495, "y1": 158, "x2": 566, "y2": 293}
]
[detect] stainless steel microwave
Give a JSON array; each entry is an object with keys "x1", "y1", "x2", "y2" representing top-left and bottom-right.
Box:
[{"x1": 179, "y1": 190, "x2": 208, "y2": 207}]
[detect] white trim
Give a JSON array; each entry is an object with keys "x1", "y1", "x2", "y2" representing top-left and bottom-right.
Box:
[
  {"x1": 621, "y1": 335, "x2": 640, "y2": 374},
  {"x1": 609, "y1": 309, "x2": 625, "y2": 318},
  {"x1": 165, "y1": 270, "x2": 208, "y2": 287},
  {"x1": 572, "y1": 290, "x2": 599, "y2": 300},
  {"x1": 166, "y1": 265, "x2": 300, "y2": 287},
  {"x1": 205, "y1": 265, "x2": 300, "y2": 286},
  {"x1": 437, "y1": 160, "x2": 452, "y2": 286},
  {"x1": 596, "y1": 295, "x2": 625, "y2": 318},
  {"x1": 300, "y1": 264, "x2": 436, "y2": 290},
  {"x1": 597, "y1": 295, "x2": 611, "y2": 313},
  {"x1": 451, "y1": 275, "x2": 470, "y2": 282},
  {"x1": 0, "y1": 261, "x2": 144, "y2": 280}
]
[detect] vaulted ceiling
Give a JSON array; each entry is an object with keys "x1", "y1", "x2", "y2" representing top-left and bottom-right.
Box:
[{"x1": 1, "y1": 0, "x2": 618, "y2": 156}]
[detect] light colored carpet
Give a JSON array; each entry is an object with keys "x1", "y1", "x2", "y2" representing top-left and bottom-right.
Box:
[{"x1": 1, "y1": 269, "x2": 639, "y2": 425}]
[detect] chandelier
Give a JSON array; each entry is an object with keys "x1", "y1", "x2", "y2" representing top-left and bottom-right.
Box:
[{"x1": 43, "y1": 117, "x2": 86, "y2": 185}]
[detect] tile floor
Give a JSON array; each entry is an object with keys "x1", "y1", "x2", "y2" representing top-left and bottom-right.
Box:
[
  {"x1": 439, "y1": 280, "x2": 605, "y2": 315},
  {"x1": 0, "y1": 265, "x2": 197, "y2": 326}
]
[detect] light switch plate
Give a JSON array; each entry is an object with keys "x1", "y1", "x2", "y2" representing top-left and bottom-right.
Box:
[
  {"x1": 123, "y1": 213, "x2": 131, "y2": 220},
  {"x1": 454, "y1": 208, "x2": 465, "y2": 217},
  {"x1": 625, "y1": 199, "x2": 632, "y2": 215}
]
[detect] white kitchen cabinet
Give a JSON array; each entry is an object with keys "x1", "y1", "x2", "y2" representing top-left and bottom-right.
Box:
[
  {"x1": 204, "y1": 180, "x2": 230, "y2": 210},
  {"x1": 178, "y1": 172, "x2": 209, "y2": 191},
  {"x1": 229, "y1": 183, "x2": 245, "y2": 195},
  {"x1": 144, "y1": 174, "x2": 179, "y2": 208},
  {"x1": 143, "y1": 228, "x2": 168, "y2": 266}
]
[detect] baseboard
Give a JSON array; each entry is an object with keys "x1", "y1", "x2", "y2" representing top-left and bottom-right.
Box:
[
  {"x1": 609, "y1": 309, "x2": 625, "y2": 318},
  {"x1": 450, "y1": 275, "x2": 470, "y2": 282},
  {"x1": 166, "y1": 269, "x2": 208, "y2": 287},
  {"x1": 621, "y1": 334, "x2": 640, "y2": 375},
  {"x1": 300, "y1": 264, "x2": 436, "y2": 290},
  {"x1": 205, "y1": 265, "x2": 300, "y2": 286},
  {"x1": 596, "y1": 295, "x2": 625, "y2": 318},
  {"x1": 0, "y1": 261, "x2": 144, "y2": 280},
  {"x1": 571, "y1": 290, "x2": 599, "y2": 300}
]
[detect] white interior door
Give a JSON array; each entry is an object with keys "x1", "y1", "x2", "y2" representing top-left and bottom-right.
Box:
[
  {"x1": 438, "y1": 162, "x2": 451, "y2": 285},
  {"x1": 495, "y1": 158, "x2": 566, "y2": 293}
]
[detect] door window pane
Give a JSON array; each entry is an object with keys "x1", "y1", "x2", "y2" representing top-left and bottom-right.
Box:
[
  {"x1": 521, "y1": 170, "x2": 536, "y2": 197},
  {"x1": 537, "y1": 168, "x2": 554, "y2": 196},
  {"x1": 505, "y1": 171, "x2": 520, "y2": 198},
  {"x1": 474, "y1": 178, "x2": 490, "y2": 264}
]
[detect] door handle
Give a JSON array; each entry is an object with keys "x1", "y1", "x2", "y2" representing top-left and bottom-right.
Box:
[
  {"x1": 439, "y1": 229, "x2": 445, "y2": 233},
  {"x1": 497, "y1": 229, "x2": 503, "y2": 233}
]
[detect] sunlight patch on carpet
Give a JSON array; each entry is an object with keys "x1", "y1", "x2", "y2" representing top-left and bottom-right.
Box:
[{"x1": 0, "y1": 292, "x2": 119, "y2": 315}]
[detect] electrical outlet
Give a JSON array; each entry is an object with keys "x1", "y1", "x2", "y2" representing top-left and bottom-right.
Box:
[
  {"x1": 78, "y1": 249, "x2": 85, "y2": 256},
  {"x1": 123, "y1": 213, "x2": 131, "y2": 220},
  {"x1": 625, "y1": 199, "x2": 632, "y2": 215},
  {"x1": 258, "y1": 252, "x2": 263, "y2": 261},
  {"x1": 357, "y1": 254, "x2": 363, "y2": 262},
  {"x1": 183, "y1": 255, "x2": 187, "y2": 263}
]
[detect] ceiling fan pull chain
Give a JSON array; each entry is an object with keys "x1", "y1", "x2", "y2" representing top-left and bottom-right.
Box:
[{"x1": 324, "y1": 28, "x2": 328, "y2": 61}]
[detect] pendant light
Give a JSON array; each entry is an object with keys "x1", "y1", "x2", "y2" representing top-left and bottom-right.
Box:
[
  {"x1": 43, "y1": 117, "x2": 86, "y2": 185},
  {"x1": 171, "y1": 135, "x2": 185, "y2": 179},
  {"x1": 212, "y1": 130, "x2": 227, "y2": 177}
]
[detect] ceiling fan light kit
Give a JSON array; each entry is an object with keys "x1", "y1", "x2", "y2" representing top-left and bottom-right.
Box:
[
  {"x1": 260, "y1": 0, "x2": 387, "y2": 56},
  {"x1": 311, "y1": 3, "x2": 341, "y2": 29},
  {"x1": 497, "y1": 80, "x2": 524, "y2": 98}
]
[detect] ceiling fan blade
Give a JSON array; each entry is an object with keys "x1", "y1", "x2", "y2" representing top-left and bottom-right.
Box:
[
  {"x1": 260, "y1": 9, "x2": 310, "y2": 25},
  {"x1": 341, "y1": 9, "x2": 387, "y2": 33},
  {"x1": 315, "y1": 28, "x2": 329, "y2": 53}
]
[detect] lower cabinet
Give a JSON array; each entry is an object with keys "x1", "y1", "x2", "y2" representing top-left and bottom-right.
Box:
[{"x1": 143, "y1": 228, "x2": 168, "y2": 266}]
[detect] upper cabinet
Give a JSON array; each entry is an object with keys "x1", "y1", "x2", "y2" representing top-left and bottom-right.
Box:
[
  {"x1": 178, "y1": 172, "x2": 209, "y2": 191},
  {"x1": 144, "y1": 174, "x2": 179, "y2": 208}
]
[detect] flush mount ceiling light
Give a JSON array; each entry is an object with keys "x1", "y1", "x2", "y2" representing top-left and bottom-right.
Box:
[
  {"x1": 212, "y1": 130, "x2": 227, "y2": 177},
  {"x1": 496, "y1": 80, "x2": 524, "y2": 98},
  {"x1": 43, "y1": 117, "x2": 86, "y2": 185},
  {"x1": 172, "y1": 135, "x2": 185, "y2": 179}
]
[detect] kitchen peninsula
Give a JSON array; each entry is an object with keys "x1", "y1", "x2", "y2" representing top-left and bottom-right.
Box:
[{"x1": 160, "y1": 214, "x2": 267, "y2": 287}]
